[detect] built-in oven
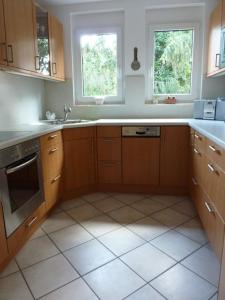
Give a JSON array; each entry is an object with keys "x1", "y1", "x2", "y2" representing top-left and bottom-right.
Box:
[{"x1": 0, "y1": 138, "x2": 44, "y2": 237}]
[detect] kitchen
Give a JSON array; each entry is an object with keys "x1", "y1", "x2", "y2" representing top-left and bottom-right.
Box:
[{"x1": 0, "y1": 0, "x2": 225, "y2": 299}]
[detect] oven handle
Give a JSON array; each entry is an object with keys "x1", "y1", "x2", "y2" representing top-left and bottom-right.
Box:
[{"x1": 6, "y1": 154, "x2": 38, "y2": 174}]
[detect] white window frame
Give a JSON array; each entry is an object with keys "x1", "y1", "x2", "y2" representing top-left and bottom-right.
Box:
[
  {"x1": 73, "y1": 27, "x2": 123, "y2": 105},
  {"x1": 146, "y1": 23, "x2": 201, "y2": 102}
]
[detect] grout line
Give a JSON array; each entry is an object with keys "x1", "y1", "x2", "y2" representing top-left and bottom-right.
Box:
[{"x1": 122, "y1": 283, "x2": 168, "y2": 300}]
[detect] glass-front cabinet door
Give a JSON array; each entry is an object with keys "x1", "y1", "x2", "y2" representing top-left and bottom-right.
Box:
[{"x1": 35, "y1": 5, "x2": 50, "y2": 75}]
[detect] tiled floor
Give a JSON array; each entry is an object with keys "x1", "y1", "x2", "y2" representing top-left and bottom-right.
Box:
[{"x1": 0, "y1": 193, "x2": 219, "y2": 300}]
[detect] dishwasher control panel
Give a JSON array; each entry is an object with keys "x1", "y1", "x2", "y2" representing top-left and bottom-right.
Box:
[{"x1": 122, "y1": 126, "x2": 160, "y2": 137}]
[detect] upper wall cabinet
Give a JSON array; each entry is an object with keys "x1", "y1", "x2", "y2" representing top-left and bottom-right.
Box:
[
  {"x1": 0, "y1": 0, "x2": 7, "y2": 66},
  {"x1": 3, "y1": 0, "x2": 36, "y2": 72},
  {"x1": 49, "y1": 15, "x2": 65, "y2": 80},
  {"x1": 0, "y1": 0, "x2": 65, "y2": 81}
]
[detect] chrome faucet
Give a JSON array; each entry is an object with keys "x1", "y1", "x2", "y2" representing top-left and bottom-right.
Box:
[{"x1": 63, "y1": 104, "x2": 72, "y2": 121}]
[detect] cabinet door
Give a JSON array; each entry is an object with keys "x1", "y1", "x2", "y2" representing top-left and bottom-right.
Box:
[
  {"x1": 0, "y1": 0, "x2": 7, "y2": 65},
  {"x1": 122, "y1": 138, "x2": 160, "y2": 185},
  {"x1": 0, "y1": 204, "x2": 9, "y2": 266},
  {"x1": 207, "y1": 1, "x2": 222, "y2": 75},
  {"x1": 160, "y1": 126, "x2": 189, "y2": 188},
  {"x1": 64, "y1": 138, "x2": 95, "y2": 191},
  {"x1": 49, "y1": 15, "x2": 65, "y2": 80},
  {"x1": 3, "y1": 0, "x2": 36, "y2": 71}
]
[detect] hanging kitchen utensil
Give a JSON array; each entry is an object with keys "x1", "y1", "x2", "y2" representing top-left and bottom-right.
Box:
[{"x1": 131, "y1": 47, "x2": 141, "y2": 71}]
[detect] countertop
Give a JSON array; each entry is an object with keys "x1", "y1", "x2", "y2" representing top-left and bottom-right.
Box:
[{"x1": 1, "y1": 118, "x2": 225, "y2": 151}]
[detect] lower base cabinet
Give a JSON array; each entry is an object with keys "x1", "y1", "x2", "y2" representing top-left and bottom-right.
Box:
[
  {"x1": 98, "y1": 161, "x2": 122, "y2": 184},
  {"x1": 0, "y1": 204, "x2": 9, "y2": 266}
]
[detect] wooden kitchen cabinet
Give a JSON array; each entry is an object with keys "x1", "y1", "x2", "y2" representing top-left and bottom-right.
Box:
[
  {"x1": 3, "y1": 0, "x2": 36, "y2": 71},
  {"x1": 0, "y1": 204, "x2": 9, "y2": 267},
  {"x1": 122, "y1": 137, "x2": 160, "y2": 185},
  {"x1": 49, "y1": 15, "x2": 65, "y2": 80},
  {"x1": 207, "y1": 0, "x2": 222, "y2": 76},
  {"x1": 40, "y1": 131, "x2": 64, "y2": 211},
  {"x1": 98, "y1": 161, "x2": 122, "y2": 184},
  {"x1": 63, "y1": 128, "x2": 95, "y2": 197},
  {"x1": 0, "y1": 0, "x2": 7, "y2": 66},
  {"x1": 160, "y1": 126, "x2": 189, "y2": 188}
]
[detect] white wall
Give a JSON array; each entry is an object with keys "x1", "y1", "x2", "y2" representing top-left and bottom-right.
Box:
[
  {"x1": 0, "y1": 72, "x2": 45, "y2": 129},
  {"x1": 44, "y1": 0, "x2": 225, "y2": 119}
]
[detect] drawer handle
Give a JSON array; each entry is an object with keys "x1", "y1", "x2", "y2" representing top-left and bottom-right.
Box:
[
  {"x1": 52, "y1": 174, "x2": 61, "y2": 183},
  {"x1": 49, "y1": 134, "x2": 57, "y2": 140},
  {"x1": 195, "y1": 134, "x2": 202, "y2": 140},
  {"x1": 103, "y1": 139, "x2": 113, "y2": 143},
  {"x1": 194, "y1": 148, "x2": 201, "y2": 155},
  {"x1": 209, "y1": 145, "x2": 221, "y2": 155},
  {"x1": 207, "y1": 164, "x2": 217, "y2": 173},
  {"x1": 205, "y1": 202, "x2": 214, "y2": 214},
  {"x1": 26, "y1": 216, "x2": 38, "y2": 228},
  {"x1": 192, "y1": 177, "x2": 198, "y2": 186},
  {"x1": 103, "y1": 162, "x2": 115, "y2": 166},
  {"x1": 49, "y1": 148, "x2": 58, "y2": 154}
]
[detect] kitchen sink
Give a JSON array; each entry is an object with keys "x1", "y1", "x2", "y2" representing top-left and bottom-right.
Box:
[{"x1": 47, "y1": 119, "x2": 93, "y2": 125}]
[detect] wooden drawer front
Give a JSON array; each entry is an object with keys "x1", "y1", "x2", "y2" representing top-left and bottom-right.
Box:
[
  {"x1": 190, "y1": 128, "x2": 195, "y2": 146},
  {"x1": 63, "y1": 127, "x2": 95, "y2": 141},
  {"x1": 42, "y1": 144, "x2": 63, "y2": 182},
  {"x1": 7, "y1": 202, "x2": 46, "y2": 255},
  {"x1": 204, "y1": 157, "x2": 225, "y2": 221},
  {"x1": 97, "y1": 126, "x2": 121, "y2": 138},
  {"x1": 40, "y1": 130, "x2": 62, "y2": 148},
  {"x1": 206, "y1": 139, "x2": 225, "y2": 171},
  {"x1": 98, "y1": 161, "x2": 122, "y2": 184},
  {"x1": 194, "y1": 131, "x2": 206, "y2": 154},
  {"x1": 196, "y1": 189, "x2": 224, "y2": 260},
  {"x1": 97, "y1": 138, "x2": 121, "y2": 161},
  {"x1": 192, "y1": 146, "x2": 205, "y2": 188},
  {"x1": 45, "y1": 175, "x2": 62, "y2": 211}
]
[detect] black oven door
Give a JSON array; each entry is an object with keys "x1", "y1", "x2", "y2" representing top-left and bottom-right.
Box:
[{"x1": 0, "y1": 152, "x2": 44, "y2": 237}]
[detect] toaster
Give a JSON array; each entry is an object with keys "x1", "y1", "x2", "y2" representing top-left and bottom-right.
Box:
[{"x1": 194, "y1": 100, "x2": 217, "y2": 120}]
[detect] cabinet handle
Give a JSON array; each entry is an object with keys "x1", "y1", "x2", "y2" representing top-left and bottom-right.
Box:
[
  {"x1": 49, "y1": 148, "x2": 58, "y2": 154},
  {"x1": 35, "y1": 55, "x2": 40, "y2": 71},
  {"x1": 0, "y1": 42, "x2": 7, "y2": 62},
  {"x1": 52, "y1": 62, "x2": 57, "y2": 75},
  {"x1": 48, "y1": 134, "x2": 57, "y2": 140},
  {"x1": 194, "y1": 134, "x2": 202, "y2": 140},
  {"x1": 205, "y1": 202, "x2": 214, "y2": 214},
  {"x1": 26, "y1": 216, "x2": 38, "y2": 228},
  {"x1": 7, "y1": 45, "x2": 13, "y2": 63},
  {"x1": 208, "y1": 145, "x2": 221, "y2": 155},
  {"x1": 215, "y1": 53, "x2": 221, "y2": 68},
  {"x1": 207, "y1": 163, "x2": 217, "y2": 173},
  {"x1": 192, "y1": 177, "x2": 198, "y2": 186},
  {"x1": 103, "y1": 162, "x2": 116, "y2": 166},
  {"x1": 194, "y1": 148, "x2": 201, "y2": 155},
  {"x1": 103, "y1": 139, "x2": 113, "y2": 143},
  {"x1": 52, "y1": 174, "x2": 61, "y2": 183}
]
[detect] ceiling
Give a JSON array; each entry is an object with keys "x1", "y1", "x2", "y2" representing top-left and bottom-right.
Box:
[{"x1": 39, "y1": 0, "x2": 110, "y2": 5}]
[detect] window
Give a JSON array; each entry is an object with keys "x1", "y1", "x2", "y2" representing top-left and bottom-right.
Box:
[
  {"x1": 74, "y1": 28, "x2": 123, "y2": 104},
  {"x1": 147, "y1": 23, "x2": 200, "y2": 101}
]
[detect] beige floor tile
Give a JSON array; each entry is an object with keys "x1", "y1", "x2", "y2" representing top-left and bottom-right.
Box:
[
  {"x1": 151, "y1": 208, "x2": 190, "y2": 228},
  {"x1": 81, "y1": 214, "x2": 121, "y2": 237},
  {"x1": 64, "y1": 239, "x2": 115, "y2": 275},
  {"x1": 82, "y1": 193, "x2": 109, "y2": 203},
  {"x1": 92, "y1": 197, "x2": 125, "y2": 213},
  {"x1": 121, "y1": 243, "x2": 176, "y2": 281},
  {"x1": 150, "y1": 230, "x2": 200, "y2": 261},
  {"x1": 172, "y1": 200, "x2": 197, "y2": 217},
  {"x1": 16, "y1": 236, "x2": 59, "y2": 269},
  {"x1": 67, "y1": 203, "x2": 101, "y2": 222},
  {"x1": 150, "y1": 195, "x2": 188, "y2": 207},
  {"x1": 40, "y1": 278, "x2": 98, "y2": 300},
  {"x1": 131, "y1": 198, "x2": 166, "y2": 215},
  {"x1": 112, "y1": 193, "x2": 146, "y2": 204},
  {"x1": 41, "y1": 212, "x2": 76, "y2": 234},
  {"x1": 29, "y1": 227, "x2": 46, "y2": 240},
  {"x1": 23, "y1": 254, "x2": 79, "y2": 299},
  {"x1": 0, "y1": 260, "x2": 19, "y2": 278},
  {"x1": 108, "y1": 206, "x2": 145, "y2": 225},
  {"x1": 126, "y1": 284, "x2": 165, "y2": 300},
  {"x1": 99, "y1": 227, "x2": 145, "y2": 256},
  {"x1": 49, "y1": 206, "x2": 63, "y2": 215},
  {"x1": 0, "y1": 272, "x2": 33, "y2": 300},
  {"x1": 175, "y1": 218, "x2": 208, "y2": 244},
  {"x1": 210, "y1": 293, "x2": 218, "y2": 300},
  {"x1": 127, "y1": 216, "x2": 169, "y2": 241},
  {"x1": 182, "y1": 245, "x2": 220, "y2": 286},
  {"x1": 60, "y1": 197, "x2": 86, "y2": 211},
  {"x1": 84, "y1": 259, "x2": 145, "y2": 300},
  {"x1": 49, "y1": 224, "x2": 93, "y2": 251},
  {"x1": 151, "y1": 264, "x2": 217, "y2": 300}
]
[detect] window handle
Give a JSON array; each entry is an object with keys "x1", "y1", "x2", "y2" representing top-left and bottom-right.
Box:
[{"x1": 215, "y1": 53, "x2": 220, "y2": 68}]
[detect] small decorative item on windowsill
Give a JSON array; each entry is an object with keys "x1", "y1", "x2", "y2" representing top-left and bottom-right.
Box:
[
  {"x1": 95, "y1": 96, "x2": 105, "y2": 105},
  {"x1": 164, "y1": 96, "x2": 177, "y2": 104}
]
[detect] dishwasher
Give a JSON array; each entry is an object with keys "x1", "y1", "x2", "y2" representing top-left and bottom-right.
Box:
[{"x1": 122, "y1": 126, "x2": 161, "y2": 185}]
